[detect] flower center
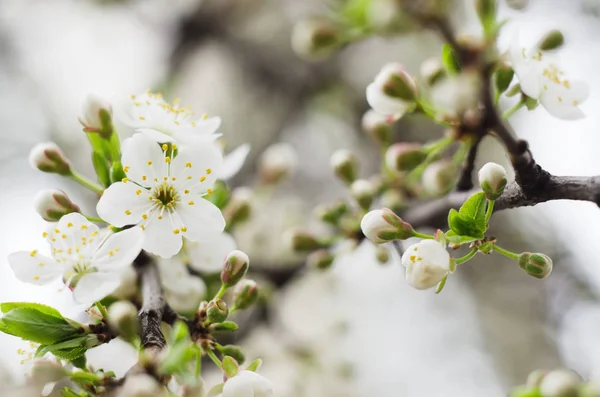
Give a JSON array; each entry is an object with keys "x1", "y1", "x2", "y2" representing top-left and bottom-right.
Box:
[{"x1": 151, "y1": 182, "x2": 180, "y2": 209}]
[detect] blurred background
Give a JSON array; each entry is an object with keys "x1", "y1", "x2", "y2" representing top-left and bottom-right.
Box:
[{"x1": 1, "y1": 0, "x2": 600, "y2": 396}]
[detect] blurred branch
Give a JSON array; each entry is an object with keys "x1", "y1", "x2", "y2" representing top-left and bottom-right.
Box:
[{"x1": 455, "y1": 136, "x2": 482, "y2": 191}]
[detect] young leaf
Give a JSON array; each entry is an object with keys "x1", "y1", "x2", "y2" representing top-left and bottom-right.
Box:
[
  {"x1": 159, "y1": 342, "x2": 197, "y2": 375},
  {"x1": 447, "y1": 210, "x2": 484, "y2": 240},
  {"x1": 458, "y1": 192, "x2": 487, "y2": 224},
  {"x1": 207, "y1": 383, "x2": 224, "y2": 397},
  {"x1": 435, "y1": 274, "x2": 448, "y2": 294},
  {"x1": 441, "y1": 44, "x2": 460, "y2": 74},
  {"x1": 91, "y1": 151, "x2": 111, "y2": 188},
  {"x1": 1, "y1": 308, "x2": 82, "y2": 345},
  {"x1": 36, "y1": 336, "x2": 89, "y2": 358},
  {"x1": 246, "y1": 358, "x2": 263, "y2": 372},
  {"x1": 1, "y1": 302, "x2": 64, "y2": 319},
  {"x1": 212, "y1": 321, "x2": 239, "y2": 332},
  {"x1": 445, "y1": 231, "x2": 480, "y2": 245},
  {"x1": 223, "y1": 356, "x2": 240, "y2": 378}
]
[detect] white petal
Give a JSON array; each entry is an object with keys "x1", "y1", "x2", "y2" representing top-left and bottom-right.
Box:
[
  {"x1": 517, "y1": 68, "x2": 542, "y2": 99},
  {"x1": 142, "y1": 212, "x2": 183, "y2": 258},
  {"x1": 187, "y1": 232, "x2": 236, "y2": 273},
  {"x1": 219, "y1": 144, "x2": 250, "y2": 181},
  {"x1": 508, "y1": 32, "x2": 525, "y2": 70},
  {"x1": 177, "y1": 197, "x2": 225, "y2": 242},
  {"x1": 121, "y1": 133, "x2": 166, "y2": 185},
  {"x1": 92, "y1": 227, "x2": 144, "y2": 271},
  {"x1": 8, "y1": 251, "x2": 62, "y2": 285},
  {"x1": 170, "y1": 144, "x2": 223, "y2": 193},
  {"x1": 72, "y1": 272, "x2": 122, "y2": 304},
  {"x1": 223, "y1": 376, "x2": 254, "y2": 397},
  {"x1": 96, "y1": 182, "x2": 152, "y2": 227},
  {"x1": 46, "y1": 213, "x2": 101, "y2": 260},
  {"x1": 174, "y1": 117, "x2": 222, "y2": 142},
  {"x1": 366, "y1": 84, "x2": 408, "y2": 118},
  {"x1": 540, "y1": 91, "x2": 586, "y2": 120},
  {"x1": 138, "y1": 128, "x2": 175, "y2": 143}
]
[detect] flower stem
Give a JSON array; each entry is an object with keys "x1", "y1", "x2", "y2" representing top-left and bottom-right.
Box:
[
  {"x1": 195, "y1": 346, "x2": 202, "y2": 377},
  {"x1": 502, "y1": 98, "x2": 525, "y2": 119},
  {"x1": 451, "y1": 140, "x2": 472, "y2": 167},
  {"x1": 410, "y1": 136, "x2": 454, "y2": 180},
  {"x1": 455, "y1": 248, "x2": 477, "y2": 265},
  {"x1": 69, "y1": 170, "x2": 104, "y2": 194},
  {"x1": 213, "y1": 284, "x2": 227, "y2": 300},
  {"x1": 485, "y1": 200, "x2": 495, "y2": 223},
  {"x1": 412, "y1": 231, "x2": 434, "y2": 240},
  {"x1": 492, "y1": 245, "x2": 520, "y2": 261},
  {"x1": 94, "y1": 302, "x2": 108, "y2": 319},
  {"x1": 206, "y1": 349, "x2": 222, "y2": 370}
]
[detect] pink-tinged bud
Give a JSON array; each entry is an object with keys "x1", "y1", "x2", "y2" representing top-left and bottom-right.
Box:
[
  {"x1": 360, "y1": 208, "x2": 413, "y2": 244},
  {"x1": 232, "y1": 279, "x2": 259, "y2": 310},
  {"x1": 420, "y1": 58, "x2": 445, "y2": 86},
  {"x1": 258, "y1": 143, "x2": 298, "y2": 184},
  {"x1": 30, "y1": 360, "x2": 67, "y2": 385},
  {"x1": 518, "y1": 252, "x2": 553, "y2": 279},
  {"x1": 306, "y1": 249, "x2": 335, "y2": 270},
  {"x1": 33, "y1": 189, "x2": 81, "y2": 222},
  {"x1": 350, "y1": 179, "x2": 376, "y2": 210},
  {"x1": 79, "y1": 93, "x2": 112, "y2": 132},
  {"x1": 375, "y1": 63, "x2": 418, "y2": 101},
  {"x1": 330, "y1": 149, "x2": 358, "y2": 185},
  {"x1": 478, "y1": 162, "x2": 507, "y2": 200},
  {"x1": 385, "y1": 143, "x2": 427, "y2": 172},
  {"x1": 207, "y1": 299, "x2": 229, "y2": 323},
  {"x1": 29, "y1": 142, "x2": 71, "y2": 175},
  {"x1": 361, "y1": 110, "x2": 393, "y2": 144},
  {"x1": 221, "y1": 250, "x2": 250, "y2": 287},
  {"x1": 291, "y1": 18, "x2": 341, "y2": 61}
]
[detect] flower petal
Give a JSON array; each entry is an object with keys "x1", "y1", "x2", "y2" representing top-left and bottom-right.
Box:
[
  {"x1": 366, "y1": 84, "x2": 408, "y2": 118},
  {"x1": 219, "y1": 144, "x2": 250, "y2": 181},
  {"x1": 92, "y1": 227, "x2": 144, "y2": 271},
  {"x1": 121, "y1": 133, "x2": 166, "y2": 185},
  {"x1": 177, "y1": 197, "x2": 225, "y2": 242},
  {"x1": 540, "y1": 90, "x2": 586, "y2": 120},
  {"x1": 142, "y1": 213, "x2": 183, "y2": 258},
  {"x1": 137, "y1": 128, "x2": 175, "y2": 143},
  {"x1": 97, "y1": 182, "x2": 152, "y2": 227},
  {"x1": 187, "y1": 232, "x2": 236, "y2": 273},
  {"x1": 517, "y1": 68, "x2": 542, "y2": 99},
  {"x1": 223, "y1": 376, "x2": 254, "y2": 397},
  {"x1": 8, "y1": 251, "x2": 62, "y2": 285},
  {"x1": 170, "y1": 144, "x2": 223, "y2": 193},
  {"x1": 46, "y1": 213, "x2": 101, "y2": 260},
  {"x1": 72, "y1": 272, "x2": 122, "y2": 304}
]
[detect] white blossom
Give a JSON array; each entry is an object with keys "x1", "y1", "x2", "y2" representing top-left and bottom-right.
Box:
[
  {"x1": 430, "y1": 71, "x2": 481, "y2": 119},
  {"x1": 118, "y1": 91, "x2": 221, "y2": 144},
  {"x1": 158, "y1": 258, "x2": 206, "y2": 313},
  {"x1": 366, "y1": 63, "x2": 417, "y2": 120},
  {"x1": 96, "y1": 133, "x2": 225, "y2": 258},
  {"x1": 402, "y1": 240, "x2": 451, "y2": 290},
  {"x1": 219, "y1": 144, "x2": 251, "y2": 181},
  {"x1": 509, "y1": 34, "x2": 589, "y2": 120},
  {"x1": 79, "y1": 93, "x2": 112, "y2": 131},
  {"x1": 222, "y1": 370, "x2": 274, "y2": 397},
  {"x1": 478, "y1": 162, "x2": 508, "y2": 199},
  {"x1": 8, "y1": 213, "x2": 144, "y2": 304},
  {"x1": 186, "y1": 232, "x2": 237, "y2": 273}
]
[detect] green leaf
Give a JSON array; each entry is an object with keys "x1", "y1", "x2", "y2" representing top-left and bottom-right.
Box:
[
  {"x1": 36, "y1": 336, "x2": 89, "y2": 358},
  {"x1": 159, "y1": 343, "x2": 197, "y2": 375},
  {"x1": 509, "y1": 386, "x2": 543, "y2": 397},
  {"x1": 212, "y1": 321, "x2": 238, "y2": 332},
  {"x1": 435, "y1": 274, "x2": 448, "y2": 294},
  {"x1": 494, "y1": 66, "x2": 514, "y2": 97},
  {"x1": 246, "y1": 358, "x2": 262, "y2": 372},
  {"x1": 475, "y1": 0, "x2": 497, "y2": 37},
  {"x1": 207, "y1": 383, "x2": 224, "y2": 397},
  {"x1": 459, "y1": 192, "x2": 487, "y2": 225},
  {"x1": 1, "y1": 302, "x2": 64, "y2": 319},
  {"x1": 171, "y1": 321, "x2": 190, "y2": 344},
  {"x1": 0, "y1": 308, "x2": 81, "y2": 345},
  {"x1": 91, "y1": 151, "x2": 111, "y2": 188},
  {"x1": 222, "y1": 356, "x2": 239, "y2": 378},
  {"x1": 70, "y1": 355, "x2": 87, "y2": 370},
  {"x1": 445, "y1": 231, "x2": 481, "y2": 245},
  {"x1": 447, "y1": 210, "x2": 484, "y2": 239},
  {"x1": 340, "y1": 0, "x2": 371, "y2": 28},
  {"x1": 441, "y1": 44, "x2": 460, "y2": 75}
]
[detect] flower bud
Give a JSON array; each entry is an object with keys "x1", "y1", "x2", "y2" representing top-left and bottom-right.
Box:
[
  {"x1": 478, "y1": 162, "x2": 507, "y2": 200},
  {"x1": 291, "y1": 18, "x2": 341, "y2": 61},
  {"x1": 120, "y1": 373, "x2": 165, "y2": 397},
  {"x1": 258, "y1": 143, "x2": 298, "y2": 184},
  {"x1": 375, "y1": 246, "x2": 390, "y2": 264},
  {"x1": 361, "y1": 110, "x2": 393, "y2": 144},
  {"x1": 475, "y1": 0, "x2": 497, "y2": 28},
  {"x1": 518, "y1": 252, "x2": 553, "y2": 279},
  {"x1": 402, "y1": 240, "x2": 451, "y2": 290},
  {"x1": 420, "y1": 58, "x2": 445, "y2": 86},
  {"x1": 207, "y1": 299, "x2": 229, "y2": 323},
  {"x1": 350, "y1": 179, "x2": 375, "y2": 210},
  {"x1": 581, "y1": 376, "x2": 600, "y2": 397},
  {"x1": 381, "y1": 190, "x2": 406, "y2": 211},
  {"x1": 30, "y1": 360, "x2": 67, "y2": 385},
  {"x1": 526, "y1": 369, "x2": 549, "y2": 388},
  {"x1": 108, "y1": 301, "x2": 139, "y2": 341},
  {"x1": 360, "y1": 208, "x2": 413, "y2": 244},
  {"x1": 367, "y1": 63, "x2": 417, "y2": 120},
  {"x1": 220, "y1": 345, "x2": 246, "y2": 365},
  {"x1": 385, "y1": 143, "x2": 427, "y2": 172},
  {"x1": 232, "y1": 280, "x2": 259, "y2": 310},
  {"x1": 314, "y1": 200, "x2": 347, "y2": 225},
  {"x1": 224, "y1": 187, "x2": 252, "y2": 226},
  {"x1": 33, "y1": 189, "x2": 81, "y2": 222},
  {"x1": 422, "y1": 160, "x2": 457, "y2": 196},
  {"x1": 180, "y1": 381, "x2": 205, "y2": 397},
  {"x1": 539, "y1": 369, "x2": 582, "y2": 397},
  {"x1": 285, "y1": 228, "x2": 323, "y2": 252},
  {"x1": 221, "y1": 250, "x2": 250, "y2": 287},
  {"x1": 29, "y1": 142, "x2": 71, "y2": 175},
  {"x1": 330, "y1": 149, "x2": 358, "y2": 185},
  {"x1": 79, "y1": 93, "x2": 112, "y2": 133},
  {"x1": 306, "y1": 249, "x2": 335, "y2": 270},
  {"x1": 538, "y1": 30, "x2": 564, "y2": 52}
]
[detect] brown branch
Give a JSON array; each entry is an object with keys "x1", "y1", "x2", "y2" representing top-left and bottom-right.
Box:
[{"x1": 455, "y1": 136, "x2": 483, "y2": 192}]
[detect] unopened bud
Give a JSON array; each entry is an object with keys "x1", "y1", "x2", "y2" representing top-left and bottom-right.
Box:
[
  {"x1": 207, "y1": 299, "x2": 229, "y2": 323},
  {"x1": 30, "y1": 360, "x2": 67, "y2": 385},
  {"x1": 361, "y1": 110, "x2": 393, "y2": 144},
  {"x1": 538, "y1": 30, "x2": 564, "y2": 52},
  {"x1": 33, "y1": 189, "x2": 81, "y2": 222},
  {"x1": 385, "y1": 143, "x2": 427, "y2": 172},
  {"x1": 360, "y1": 208, "x2": 413, "y2": 244},
  {"x1": 291, "y1": 18, "x2": 341, "y2": 61},
  {"x1": 258, "y1": 143, "x2": 298, "y2": 184},
  {"x1": 232, "y1": 280, "x2": 259, "y2": 310},
  {"x1": 108, "y1": 301, "x2": 139, "y2": 341},
  {"x1": 180, "y1": 381, "x2": 205, "y2": 397},
  {"x1": 381, "y1": 190, "x2": 406, "y2": 211},
  {"x1": 475, "y1": 0, "x2": 497, "y2": 28},
  {"x1": 478, "y1": 162, "x2": 507, "y2": 200},
  {"x1": 350, "y1": 179, "x2": 375, "y2": 210},
  {"x1": 120, "y1": 373, "x2": 164, "y2": 397},
  {"x1": 376, "y1": 63, "x2": 418, "y2": 102},
  {"x1": 422, "y1": 160, "x2": 457, "y2": 196},
  {"x1": 420, "y1": 58, "x2": 445, "y2": 86},
  {"x1": 375, "y1": 246, "x2": 390, "y2": 264},
  {"x1": 285, "y1": 228, "x2": 324, "y2": 252},
  {"x1": 330, "y1": 149, "x2": 358, "y2": 184},
  {"x1": 306, "y1": 249, "x2": 335, "y2": 270},
  {"x1": 581, "y1": 376, "x2": 600, "y2": 397},
  {"x1": 220, "y1": 250, "x2": 250, "y2": 287},
  {"x1": 539, "y1": 369, "x2": 582, "y2": 397},
  {"x1": 518, "y1": 252, "x2": 553, "y2": 279},
  {"x1": 315, "y1": 200, "x2": 347, "y2": 225},
  {"x1": 527, "y1": 369, "x2": 549, "y2": 388},
  {"x1": 220, "y1": 345, "x2": 246, "y2": 365},
  {"x1": 224, "y1": 187, "x2": 252, "y2": 226},
  {"x1": 494, "y1": 62, "x2": 515, "y2": 97},
  {"x1": 29, "y1": 142, "x2": 71, "y2": 175},
  {"x1": 79, "y1": 93, "x2": 113, "y2": 135}
]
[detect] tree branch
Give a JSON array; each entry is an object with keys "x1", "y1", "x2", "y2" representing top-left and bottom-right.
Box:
[{"x1": 455, "y1": 136, "x2": 482, "y2": 192}]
